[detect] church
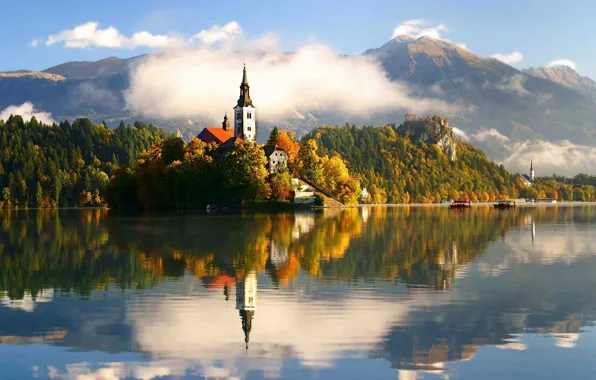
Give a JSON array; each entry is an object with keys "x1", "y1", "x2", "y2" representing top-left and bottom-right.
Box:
[
  {"x1": 520, "y1": 161, "x2": 535, "y2": 187},
  {"x1": 196, "y1": 65, "x2": 288, "y2": 173}
]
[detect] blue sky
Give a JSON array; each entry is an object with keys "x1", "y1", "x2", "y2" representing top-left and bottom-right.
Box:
[{"x1": 2, "y1": 0, "x2": 595, "y2": 77}]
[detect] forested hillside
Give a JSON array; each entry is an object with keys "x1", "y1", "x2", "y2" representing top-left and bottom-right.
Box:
[
  {"x1": 0, "y1": 116, "x2": 167, "y2": 208},
  {"x1": 303, "y1": 119, "x2": 525, "y2": 203}
]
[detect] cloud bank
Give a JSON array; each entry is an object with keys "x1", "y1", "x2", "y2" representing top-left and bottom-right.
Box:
[
  {"x1": 461, "y1": 126, "x2": 596, "y2": 175},
  {"x1": 492, "y1": 51, "x2": 524, "y2": 65},
  {"x1": 547, "y1": 59, "x2": 577, "y2": 70},
  {"x1": 124, "y1": 36, "x2": 452, "y2": 122},
  {"x1": 0, "y1": 102, "x2": 55, "y2": 124}
]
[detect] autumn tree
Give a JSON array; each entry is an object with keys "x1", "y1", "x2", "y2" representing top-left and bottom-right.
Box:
[
  {"x1": 298, "y1": 139, "x2": 323, "y2": 184},
  {"x1": 221, "y1": 141, "x2": 270, "y2": 203},
  {"x1": 276, "y1": 130, "x2": 300, "y2": 164}
]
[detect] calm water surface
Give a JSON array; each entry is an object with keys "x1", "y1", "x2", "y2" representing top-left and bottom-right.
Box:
[{"x1": 1, "y1": 206, "x2": 595, "y2": 379}]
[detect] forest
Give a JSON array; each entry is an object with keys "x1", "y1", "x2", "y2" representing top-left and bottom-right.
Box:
[
  {"x1": 105, "y1": 128, "x2": 361, "y2": 211},
  {"x1": 302, "y1": 119, "x2": 596, "y2": 203},
  {"x1": 1, "y1": 114, "x2": 595, "y2": 209},
  {"x1": 0, "y1": 116, "x2": 166, "y2": 208}
]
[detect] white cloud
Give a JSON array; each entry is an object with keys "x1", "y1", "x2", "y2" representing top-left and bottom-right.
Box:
[
  {"x1": 492, "y1": 51, "x2": 524, "y2": 65},
  {"x1": 42, "y1": 21, "x2": 270, "y2": 51},
  {"x1": 547, "y1": 59, "x2": 577, "y2": 71},
  {"x1": 391, "y1": 20, "x2": 449, "y2": 40},
  {"x1": 452, "y1": 127, "x2": 469, "y2": 141},
  {"x1": 30, "y1": 39, "x2": 39, "y2": 48},
  {"x1": 391, "y1": 20, "x2": 471, "y2": 52},
  {"x1": 0, "y1": 102, "x2": 55, "y2": 124},
  {"x1": 125, "y1": 42, "x2": 452, "y2": 122},
  {"x1": 45, "y1": 21, "x2": 185, "y2": 49},
  {"x1": 472, "y1": 128, "x2": 510, "y2": 143},
  {"x1": 191, "y1": 21, "x2": 243, "y2": 45}
]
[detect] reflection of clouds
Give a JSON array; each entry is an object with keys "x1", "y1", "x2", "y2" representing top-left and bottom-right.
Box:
[
  {"x1": 509, "y1": 227, "x2": 595, "y2": 265},
  {"x1": 43, "y1": 360, "x2": 189, "y2": 380},
  {"x1": 473, "y1": 224, "x2": 596, "y2": 279},
  {"x1": 553, "y1": 333, "x2": 580, "y2": 349},
  {"x1": 128, "y1": 287, "x2": 451, "y2": 370},
  {"x1": 496, "y1": 336, "x2": 527, "y2": 351},
  {"x1": 0, "y1": 290, "x2": 54, "y2": 312}
]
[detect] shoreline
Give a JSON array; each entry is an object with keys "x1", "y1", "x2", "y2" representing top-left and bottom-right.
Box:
[{"x1": 1, "y1": 201, "x2": 596, "y2": 212}]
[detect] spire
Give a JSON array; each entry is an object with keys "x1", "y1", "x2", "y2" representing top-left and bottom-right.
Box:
[
  {"x1": 222, "y1": 112, "x2": 231, "y2": 131},
  {"x1": 240, "y1": 309, "x2": 254, "y2": 352},
  {"x1": 530, "y1": 159, "x2": 533, "y2": 171},
  {"x1": 237, "y1": 64, "x2": 254, "y2": 107}
]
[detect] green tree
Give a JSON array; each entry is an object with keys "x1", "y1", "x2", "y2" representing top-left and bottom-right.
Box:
[
  {"x1": 161, "y1": 137, "x2": 185, "y2": 166},
  {"x1": 267, "y1": 127, "x2": 280, "y2": 145},
  {"x1": 36, "y1": 182, "x2": 43, "y2": 208}
]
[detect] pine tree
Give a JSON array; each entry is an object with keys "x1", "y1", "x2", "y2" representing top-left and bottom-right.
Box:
[{"x1": 267, "y1": 127, "x2": 280, "y2": 145}]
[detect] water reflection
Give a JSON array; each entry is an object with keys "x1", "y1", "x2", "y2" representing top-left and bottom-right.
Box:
[{"x1": 0, "y1": 206, "x2": 595, "y2": 379}]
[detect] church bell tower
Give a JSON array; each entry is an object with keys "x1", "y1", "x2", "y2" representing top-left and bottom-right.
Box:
[{"x1": 233, "y1": 64, "x2": 256, "y2": 142}]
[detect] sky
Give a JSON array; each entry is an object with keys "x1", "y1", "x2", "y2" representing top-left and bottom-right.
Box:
[{"x1": 2, "y1": 0, "x2": 596, "y2": 78}]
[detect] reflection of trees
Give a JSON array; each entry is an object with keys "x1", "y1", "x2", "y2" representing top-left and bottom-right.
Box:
[
  {"x1": 316, "y1": 207, "x2": 516, "y2": 288},
  {"x1": 3, "y1": 206, "x2": 593, "y2": 300},
  {"x1": 0, "y1": 209, "x2": 160, "y2": 300}
]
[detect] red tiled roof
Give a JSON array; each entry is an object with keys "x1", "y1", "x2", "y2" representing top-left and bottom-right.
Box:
[{"x1": 197, "y1": 127, "x2": 234, "y2": 144}]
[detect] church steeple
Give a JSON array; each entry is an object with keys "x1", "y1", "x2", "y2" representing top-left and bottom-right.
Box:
[
  {"x1": 233, "y1": 65, "x2": 257, "y2": 142},
  {"x1": 530, "y1": 159, "x2": 535, "y2": 181},
  {"x1": 237, "y1": 64, "x2": 254, "y2": 108},
  {"x1": 240, "y1": 309, "x2": 254, "y2": 352},
  {"x1": 236, "y1": 271, "x2": 257, "y2": 352}
]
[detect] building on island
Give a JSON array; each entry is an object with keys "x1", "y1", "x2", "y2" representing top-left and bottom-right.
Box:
[
  {"x1": 520, "y1": 160, "x2": 535, "y2": 186},
  {"x1": 197, "y1": 65, "x2": 256, "y2": 145},
  {"x1": 236, "y1": 271, "x2": 257, "y2": 352},
  {"x1": 196, "y1": 65, "x2": 289, "y2": 170},
  {"x1": 262, "y1": 145, "x2": 289, "y2": 174}
]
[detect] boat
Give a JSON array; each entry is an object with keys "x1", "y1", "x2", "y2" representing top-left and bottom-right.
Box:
[
  {"x1": 494, "y1": 200, "x2": 516, "y2": 209},
  {"x1": 450, "y1": 199, "x2": 471, "y2": 209}
]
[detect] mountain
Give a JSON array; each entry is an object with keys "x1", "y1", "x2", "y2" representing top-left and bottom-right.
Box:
[
  {"x1": 44, "y1": 55, "x2": 144, "y2": 79},
  {"x1": 365, "y1": 36, "x2": 596, "y2": 147},
  {"x1": 2, "y1": 36, "x2": 596, "y2": 151},
  {"x1": 523, "y1": 65, "x2": 596, "y2": 99}
]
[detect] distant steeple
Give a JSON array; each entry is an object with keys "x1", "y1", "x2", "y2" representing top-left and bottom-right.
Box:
[
  {"x1": 530, "y1": 159, "x2": 535, "y2": 181},
  {"x1": 236, "y1": 64, "x2": 254, "y2": 108},
  {"x1": 222, "y1": 112, "x2": 231, "y2": 131}
]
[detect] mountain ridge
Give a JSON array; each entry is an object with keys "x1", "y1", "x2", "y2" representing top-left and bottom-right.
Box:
[{"x1": 1, "y1": 36, "x2": 596, "y2": 152}]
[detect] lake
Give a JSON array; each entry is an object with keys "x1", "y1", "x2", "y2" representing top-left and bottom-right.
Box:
[{"x1": 0, "y1": 205, "x2": 595, "y2": 379}]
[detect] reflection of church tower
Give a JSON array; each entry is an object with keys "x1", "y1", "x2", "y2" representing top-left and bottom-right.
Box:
[
  {"x1": 236, "y1": 271, "x2": 257, "y2": 351},
  {"x1": 531, "y1": 219, "x2": 536, "y2": 244}
]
